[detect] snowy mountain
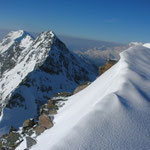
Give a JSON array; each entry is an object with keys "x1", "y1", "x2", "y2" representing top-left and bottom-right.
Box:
[
  {"x1": 0, "y1": 30, "x2": 97, "y2": 135},
  {"x1": 74, "y1": 45, "x2": 128, "y2": 66},
  {"x1": 0, "y1": 30, "x2": 34, "y2": 109},
  {"x1": 129, "y1": 41, "x2": 143, "y2": 47},
  {"x1": 0, "y1": 28, "x2": 127, "y2": 67},
  {"x1": 17, "y1": 44, "x2": 150, "y2": 150},
  {"x1": 0, "y1": 30, "x2": 33, "y2": 54},
  {"x1": 75, "y1": 41, "x2": 145, "y2": 67}
]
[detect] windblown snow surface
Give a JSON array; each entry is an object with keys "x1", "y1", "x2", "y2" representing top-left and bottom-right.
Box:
[{"x1": 18, "y1": 45, "x2": 150, "y2": 150}]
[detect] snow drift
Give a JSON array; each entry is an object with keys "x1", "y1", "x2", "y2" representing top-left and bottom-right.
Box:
[{"x1": 18, "y1": 45, "x2": 150, "y2": 150}]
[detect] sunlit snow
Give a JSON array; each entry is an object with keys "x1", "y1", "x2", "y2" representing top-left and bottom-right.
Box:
[{"x1": 18, "y1": 45, "x2": 150, "y2": 150}]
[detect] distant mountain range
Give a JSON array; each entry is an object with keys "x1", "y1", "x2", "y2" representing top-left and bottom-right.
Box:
[
  {"x1": 0, "y1": 29, "x2": 125, "y2": 52},
  {"x1": 0, "y1": 28, "x2": 128, "y2": 67}
]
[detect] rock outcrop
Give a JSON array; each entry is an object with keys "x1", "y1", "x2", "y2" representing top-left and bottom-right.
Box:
[
  {"x1": 73, "y1": 81, "x2": 91, "y2": 94},
  {"x1": 38, "y1": 115, "x2": 53, "y2": 129},
  {"x1": 26, "y1": 136, "x2": 36, "y2": 149},
  {"x1": 35, "y1": 126, "x2": 45, "y2": 136},
  {"x1": 98, "y1": 60, "x2": 117, "y2": 76},
  {"x1": 23, "y1": 119, "x2": 35, "y2": 131}
]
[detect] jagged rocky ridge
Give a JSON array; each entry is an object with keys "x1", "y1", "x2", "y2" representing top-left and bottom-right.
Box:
[{"x1": 0, "y1": 30, "x2": 97, "y2": 135}]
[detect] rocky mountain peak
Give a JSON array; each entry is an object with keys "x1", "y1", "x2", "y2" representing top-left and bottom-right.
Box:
[{"x1": 0, "y1": 29, "x2": 97, "y2": 136}]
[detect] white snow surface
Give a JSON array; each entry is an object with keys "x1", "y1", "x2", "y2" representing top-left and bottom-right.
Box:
[
  {"x1": 17, "y1": 45, "x2": 150, "y2": 150},
  {"x1": 143, "y1": 43, "x2": 150, "y2": 49},
  {"x1": 0, "y1": 30, "x2": 24, "y2": 53},
  {"x1": 19, "y1": 35, "x2": 33, "y2": 48}
]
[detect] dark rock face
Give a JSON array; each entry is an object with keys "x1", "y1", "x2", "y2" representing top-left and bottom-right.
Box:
[{"x1": 99, "y1": 60, "x2": 117, "y2": 76}]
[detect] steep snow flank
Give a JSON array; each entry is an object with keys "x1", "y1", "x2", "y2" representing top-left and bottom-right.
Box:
[
  {"x1": 0, "y1": 31, "x2": 56, "y2": 105},
  {"x1": 0, "y1": 31, "x2": 34, "y2": 104},
  {"x1": 18, "y1": 45, "x2": 150, "y2": 150},
  {"x1": 0, "y1": 30, "x2": 29, "y2": 54},
  {"x1": 19, "y1": 35, "x2": 33, "y2": 48}
]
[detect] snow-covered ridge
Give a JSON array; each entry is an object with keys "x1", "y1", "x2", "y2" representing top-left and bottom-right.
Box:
[
  {"x1": 17, "y1": 45, "x2": 150, "y2": 150},
  {"x1": 0, "y1": 30, "x2": 57, "y2": 105},
  {"x1": 129, "y1": 41, "x2": 143, "y2": 47},
  {"x1": 143, "y1": 43, "x2": 150, "y2": 49},
  {"x1": 0, "y1": 30, "x2": 31, "y2": 54}
]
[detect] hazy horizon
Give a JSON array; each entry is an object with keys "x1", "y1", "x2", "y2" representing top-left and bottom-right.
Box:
[
  {"x1": 0, "y1": 0, "x2": 150, "y2": 43},
  {"x1": 0, "y1": 28, "x2": 126, "y2": 52}
]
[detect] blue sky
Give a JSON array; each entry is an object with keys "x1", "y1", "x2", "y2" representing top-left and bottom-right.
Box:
[{"x1": 0, "y1": 0, "x2": 150, "y2": 43}]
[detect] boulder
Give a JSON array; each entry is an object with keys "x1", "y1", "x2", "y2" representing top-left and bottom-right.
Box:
[
  {"x1": 26, "y1": 136, "x2": 36, "y2": 148},
  {"x1": 99, "y1": 60, "x2": 117, "y2": 76},
  {"x1": 23, "y1": 119, "x2": 35, "y2": 131},
  {"x1": 38, "y1": 115, "x2": 53, "y2": 129},
  {"x1": 73, "y1": 81, "x2": 90, "y2": 94},
  {"x1": 35, "y1": 126, "x2": 45, "y2": 135}
]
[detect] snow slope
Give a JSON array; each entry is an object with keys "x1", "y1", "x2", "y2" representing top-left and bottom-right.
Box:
[
  {"x1": 143, "y1": 43, "x2": 150, "y2": 48},
  {"x1": 18, "y1": 45, "x2": 150, "y2": 150},
  {"x1": 0, "y1": 30, "x2": 31, "y2": 54}
]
